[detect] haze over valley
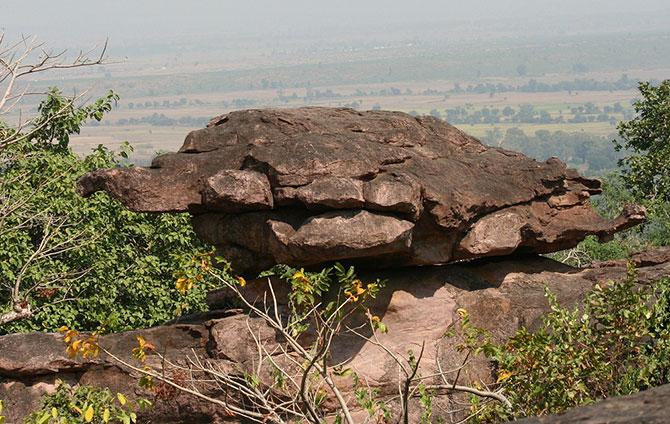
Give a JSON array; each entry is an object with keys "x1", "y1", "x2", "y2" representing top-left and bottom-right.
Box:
[{"x1": 2, "y1": 0, "x2": 669, "y2": 171}]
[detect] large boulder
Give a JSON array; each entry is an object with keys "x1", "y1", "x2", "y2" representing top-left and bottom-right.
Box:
[
  {"x1": 2, "y1": 250, "x2": 669, "y2": 423},
  {"x1": 77, "y1": 107, "x2": 645, "y2": 274}
]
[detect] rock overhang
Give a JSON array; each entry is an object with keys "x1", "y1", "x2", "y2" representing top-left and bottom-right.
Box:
[{"x1": 77, "y1": 107, "x2": 646, "y2": 273}]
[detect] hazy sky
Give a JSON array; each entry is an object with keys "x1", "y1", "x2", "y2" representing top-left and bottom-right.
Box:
[{"x1": 2, "y1": 0, "x2": 669, "y2": 48}]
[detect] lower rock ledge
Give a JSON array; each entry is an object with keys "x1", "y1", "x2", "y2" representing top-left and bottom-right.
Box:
[
  {"x1": 514, "y1": 383, "x2": 670, "y2": 424},
  {"x1": 0, "y1": 250, "x2": 668, "y2": 423}
]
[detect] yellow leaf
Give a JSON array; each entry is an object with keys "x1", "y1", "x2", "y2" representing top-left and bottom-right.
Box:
[
  {"x1": 235, "y1": 276, "x2": 247, "y2": 287},
  {"x1": 63, "y1": 329, "x2": 78, "y2": 344},
  {"x1": 132, "y1": 348, "x2": 145, "y2": 361},
  {"x1": 497, "y1": 369, "x2": 513, "y2": 383},
  {"x1": 57, "y1": 325, "x2": 69, "y2": 333},
  {"x1": 456, "y1": 308, "x2": 468, "y2": 319},
  {"x1": 103, "y1": 408, "x2": 111, "y2": 423},
  {"x1": 176, "y1": 277, "x2": 194, "y2": 295},
  {"x1": 292, "y1": 268, "x2": 311, "y2": 289},
  {"x1": 135, "y1": 336, "x2": 154, "y2": 352},
  {"x1": 344, "y1": 289, "x2": 358, "y2": 302},
  {"x1": 84, "y1": 405, "x2": 94, "y2": 422},
  {"x1": 51, "y1": 407, "x2": 59, "y2": 417},
  {"x1": 352, "y1": 279, "x2": 366, "y2": 295},
  {"x1": 136, "y1": 335, "x2": 147, "y2": 349},
  {"x1": 117, "y1": 392, "x2": 127, "y2": 405},
  {"x1": 67, "y1": 339, "x2": 83, "y2": 358}
]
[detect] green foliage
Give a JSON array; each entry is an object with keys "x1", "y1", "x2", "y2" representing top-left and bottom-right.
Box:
[
  {"x1": 258, "y1": 262, "x2": 384, "y2": 337},
  {"x1": 596, "y1": 173, "x2": 670, "y2": 248},
  {"x1": 30, "y1": 88, "x2": 118, "y2": 149},
  {"x1": 576, "y1": 235, "x2": 631, "y2": 261},
  {"x1": 485, "y1": 128, "x2": 623, "y2": 174},
  {"x1": 353, "y1": 385, "x2": 391, "y2": 422},
  {"x1": 417, "y1": 383, "x2": 434, "y2": 424},
  {"x1": 349, "y1": 370, "x2": 391, "y2": 422},
  {"x1": 25, "y1": 381, "x2": 151, "y2": 424},
  {"x1": 0, "y1": 88, "x2": 218, "y2": 333},
  {"x1": 615, "y1": 80, "x2": 670, "y2": 203},
  {"x1": 551, "y1": 170, "x2": 670, "y2": 267},
  {"x1": 470, "y1": 270, "x2": 670, "y2": 422},
  {"x1": 548, "y1": 235, "x2": 635, "y2": 266},
  {"x1": 202, "y1": 263, "x2": 390, "y2": 422}
]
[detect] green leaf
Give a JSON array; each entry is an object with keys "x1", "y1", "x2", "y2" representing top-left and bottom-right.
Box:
[{"x1": 37, "y1": 413, "x2": 51, "y2": 424}]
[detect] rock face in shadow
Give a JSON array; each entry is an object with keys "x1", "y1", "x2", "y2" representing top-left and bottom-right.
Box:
[
  {"x1": 2, "y1": 250, "x2": 669, "y2": 423},
  {"x1": 77, "y1": 107, "x2": 645, "y2": 273},
  {"x1": 515, "y1": 382, "x2": 670, "y2": 424}
]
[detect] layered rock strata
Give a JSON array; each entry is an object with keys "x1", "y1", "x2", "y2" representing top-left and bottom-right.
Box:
[{"x1": 77, "y1": 107, "x2": 645, "y2": 273}]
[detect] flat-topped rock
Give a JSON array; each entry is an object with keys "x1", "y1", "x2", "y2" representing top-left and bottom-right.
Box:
[{"x1": 78, "y1": 107, "x2": 645, "y2": 273}]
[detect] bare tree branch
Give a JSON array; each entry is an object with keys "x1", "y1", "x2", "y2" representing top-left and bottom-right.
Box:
[{"x1": 0, "y1": 33, "x2": 108, "y2": 149}]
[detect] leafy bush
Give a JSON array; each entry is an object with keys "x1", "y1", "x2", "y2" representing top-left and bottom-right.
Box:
[
  {"x1": 471, "y1": 268, "x2": 670, "y2": 422},
  {"x1": 594, "y1": 173, "x2": 670, "y2": 248},
  {"x1": 25, "y1": 381, "x2": 150, "y2": 424},
  {"x1": 615, "y1": 80, "x2": 670, "y2": 204},
  {"x1": 0, "y1": 89, "x2": 219, "y2": 334}
]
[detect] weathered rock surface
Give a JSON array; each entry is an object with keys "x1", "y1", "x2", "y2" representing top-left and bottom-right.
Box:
[
  {"x1": 77, "y1": 107, "x2": 645, "y2": 273},
  {"x1": 2, "y1": 250, "x2": 669, "y2": 423},
  {"x1": 516, "y1": 383, "x2": 670, "y2": 423}
]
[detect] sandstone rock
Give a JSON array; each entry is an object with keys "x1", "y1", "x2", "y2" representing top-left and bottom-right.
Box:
[
  {"x1": 77, "y1": 108, "x2": 645, "y2": 273},
  {"x1": 3, "y1": 251, "x2": 669, "y2": 423},
  {"x1": 201, "y1": 170, "x2": 273, "y2": 212},
  {"x1": 515, "y1": 383, "x2": 670, "y2": 423},
  {"x1": 0, "y1": 333, "x2": 89, "y2": 377}
]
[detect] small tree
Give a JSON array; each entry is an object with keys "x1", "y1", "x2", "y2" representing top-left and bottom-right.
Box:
[
  {"x1": 615, "y1": 80, "x2": 670, "y2": 203},
  {"x1": 0, "y1": 35, "x2": 217, "y2": 332}
]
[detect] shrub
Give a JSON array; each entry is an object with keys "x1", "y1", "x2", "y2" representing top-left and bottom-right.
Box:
[
  {"x1": 472, "y1": 268, "x2": 670, "y2": 422},
  {"x1": 0, "y1": 89, "x2": 219, "y2": 333},
  {"x1": 25, "y1": 381, "x2": 150, "y2": 424}
]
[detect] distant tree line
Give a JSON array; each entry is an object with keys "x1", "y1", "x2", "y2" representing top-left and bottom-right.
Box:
[
  {"x1": 438, "y1": 102, "x2": 632, "y2": 125},
  {"x1": 89, "y1": 113, "x2": 210, "y2": 127},
  {"x1": 272, "y1": 75, "x2": 642, "y2": 107},
  {"x1": 125, "y1": 97, "x2": 258, "y2": 110},
  {"x1": 481, "y1": 128, "x2": 624, "y2": 174},
  {"x1": 451, "y1": 74, "x2": 641, "y2": 95},
  {"x1": 348, "y1": 76, "x2": 640, "y2": 99}
]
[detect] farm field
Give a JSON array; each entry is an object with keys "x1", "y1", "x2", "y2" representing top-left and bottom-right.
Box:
[
  {"x1": 70, "y1": 87, "x2": 630, "y2": 163},
  {"x1": 72, "y1": 118, "x2": 619, "y2": 164},
  {"x1": 57, "y1": 29, "x2": 669, "y2": 170}
]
